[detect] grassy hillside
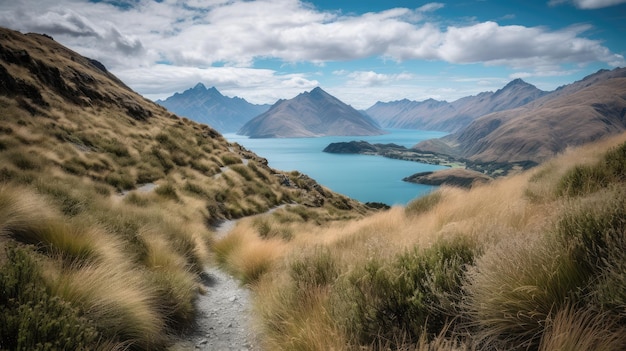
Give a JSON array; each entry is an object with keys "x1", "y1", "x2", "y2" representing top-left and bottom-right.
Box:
[
  {"x1": 216, "y1": 133, "x2": 626, "y2": 350},
  {"x1": 0, "y1": 27, "x2": 370, "y2": 350}
]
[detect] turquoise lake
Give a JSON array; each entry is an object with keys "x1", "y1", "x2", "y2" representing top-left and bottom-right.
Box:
[{"x1": 224, "y1": 129, "x2": 449, "y2": 205}]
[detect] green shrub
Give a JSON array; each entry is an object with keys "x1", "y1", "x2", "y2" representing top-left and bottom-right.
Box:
[
  {"x1": 556, "y1": 164, "x2": 609, "y2": 196},
  {"x1": 462, "y1": 191, "x2": 626, "y2": 351},
  {"x1": 557, "y1": 142, "x2": 626, "y2": 197},
  {"x1": 290, "y1": 247, "x2": 338, "y2": 292},
  {"x1": 0, "y1": 247, "x2": 100, "y2": 350},
  {"x1": 335, "y1": 238, "x2": 475, "y2": 348},
  {"x1": 405, "y1": 191, "x2": 442, "y2": 216},
  {"x1": 556, "y1": 189, "x2": 626, "y2": 321}
]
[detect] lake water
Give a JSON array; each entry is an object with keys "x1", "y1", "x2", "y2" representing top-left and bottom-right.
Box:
[{"x1": 224, "y1": 129, "x2": 449, "y2": 205}]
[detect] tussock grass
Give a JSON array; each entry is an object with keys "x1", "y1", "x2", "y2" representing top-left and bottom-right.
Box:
[
  {"x1": 49, "y1": 261, "x2": 167, "y2": 349},
  {"x1": 216, "y1": 135, "x2": 626, "y2": 350},
  {"x1": 463, "y1": 233, "x2": 584, "y2": 350},
  {"x1": 539, "y1": 304, "x2": 626, "y2": 351},
  {"x1": 213, "y1": 223, "x2": 286, "y2": 285}
]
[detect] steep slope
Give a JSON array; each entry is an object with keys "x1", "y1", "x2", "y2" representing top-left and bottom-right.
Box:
[
  {"x1": 416, "y1": 67, "x2": 626, "y2": 164},
  {"x1": 0, "y1": 27, "x2": 371, "y2": 350},
  {"x1": 156, "y1": 83, "x2": 270, "y2": 133},
  {"x1": 366, "y1": 79, "x2": 547, "y2": 132},
  {"x1": 238, "y1": 87, "x2": 384, "y2": 138}
]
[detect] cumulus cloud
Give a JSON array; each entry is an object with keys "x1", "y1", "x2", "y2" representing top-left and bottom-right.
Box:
[
  {"x1": 2, "y1": 0, "x2": 622, "y2": 69},
  {"x1": 438, "y1": 22, "x2": 624, "y2": 67},
  {"x1": 0, "y1": 0, "x2": 622, "y2": 105},
  {"x1": 548, "y1": 0, "x2": 626, "y2": 9}
]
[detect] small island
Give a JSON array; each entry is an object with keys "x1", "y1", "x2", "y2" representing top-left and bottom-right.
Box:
[
  {"x1": 323, "y1": 140, "x2": 462, "y2": 167},
  {"x1": 403, "y1": 168, "x2": 493, "y2": 188},
  {"x1": 323, "y1": 140, "x2": 498, "y2": 187}
]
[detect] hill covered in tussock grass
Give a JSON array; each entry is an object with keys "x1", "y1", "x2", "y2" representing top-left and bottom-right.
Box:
[
  {"x1": 0, "y1": 27, "x2": 371, "y2": 350},
  {"x1": 216, "y1": 132, "x2": 626, "y2": 351}
]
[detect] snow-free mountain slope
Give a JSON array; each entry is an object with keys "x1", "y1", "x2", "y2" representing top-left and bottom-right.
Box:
[
  {"x1": 366, "y1": 78, "x2": 547, "y2": 132},
  {"x1": 238, "y1": 87, "x2": 384, "y2": 138},
  {"x1": 414, "y1": 68, "x2": 626, "y2": 164},
  {"x1": 157, "y1": 83, "x2": 270, "y2": 132}
]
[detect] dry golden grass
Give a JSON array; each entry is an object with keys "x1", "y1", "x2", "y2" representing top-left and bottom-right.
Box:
[
  {"x1": 538, "y1": 304, "x2": 626, "y2": 351},
  {"x1": 212, "y1": 132, "x2": 626, "y2": 351},
  {"x1": 47, "y1": 261, "x2": 167, "y2": 349}
]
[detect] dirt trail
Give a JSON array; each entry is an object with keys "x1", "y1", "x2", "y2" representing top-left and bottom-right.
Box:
[{"x1": 171, "y1": 219, "x2": 259, "y2": 351}]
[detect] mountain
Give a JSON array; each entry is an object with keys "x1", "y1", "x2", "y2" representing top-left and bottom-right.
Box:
[
  {"x1": 415, "y1": 67, "x2": 626, "y2": 164},
  {"x1": 237, "y1": 87, "x2": 385, "y2": 138},
  {"x1": 366, "y1": 78, "x2": 548, "y2": 132},
  {"x1": 156, "y1": 83, "x2": 270, "y2": 132},
  {"x1": 0, "y1": 27, "x2": 371, "y2": 350}
]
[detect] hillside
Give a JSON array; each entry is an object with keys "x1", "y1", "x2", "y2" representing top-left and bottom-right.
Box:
[
  {"x1": 366, "y1": 78, "x2": 547, "y2": 132},
  {"x1": 216, "y1": 131, "x2": 626, "y2": 351},
  {"x1": 415, "y1": 67, "x2": 626, "y2": 164},
  {"x1": 237, "y1": 87, "x2": 384, "y2": 138},
  {"x1": 156, "y1": 83, "x2": 270, "y2": 133},
  {"x1": 0, "y1": 27, "x2": 371, "y2": 350}
]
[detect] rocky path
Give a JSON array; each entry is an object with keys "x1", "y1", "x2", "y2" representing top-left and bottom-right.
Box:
[{"x1": 171, "y1": 219, "x2": 259, "y2": 351}]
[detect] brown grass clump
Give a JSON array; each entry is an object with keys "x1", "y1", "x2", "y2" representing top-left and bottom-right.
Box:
[{"x1": 539, "y1": 304, "x2": 626, "y2": 351}]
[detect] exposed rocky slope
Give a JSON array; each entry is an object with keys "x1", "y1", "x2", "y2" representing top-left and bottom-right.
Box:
[
  {"x1": 157, "y1": 83, "x2": 270, "y2": 133},
  {"x1": 238, "y1": 87, "x2": 384, "y2": 138},
  {"x1": 415, "y1": 68, "x2": 626, "y2": 164},
  {"x1": 366, "y1": 78, "x2": 547, "y2": 132}
]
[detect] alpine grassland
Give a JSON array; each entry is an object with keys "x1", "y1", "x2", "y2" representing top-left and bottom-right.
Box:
[
  {"x1": 214, "y1": 133, "x2": 626, "y2": 351},
  {"x1": 0, "y1": 28, "x2": 370, "y2": 350},
  {"x1": 3, "y1": 27, "x2": 626, "y2": 350}
]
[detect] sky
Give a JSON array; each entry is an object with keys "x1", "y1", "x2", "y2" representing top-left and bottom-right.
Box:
[{"x1": 0, "y1": 0, "x2": 625, "y2": 109}]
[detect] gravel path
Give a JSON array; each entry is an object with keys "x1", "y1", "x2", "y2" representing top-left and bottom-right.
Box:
[{"x1": 171, "y1": 219, "x2": 259, "y2": 351}]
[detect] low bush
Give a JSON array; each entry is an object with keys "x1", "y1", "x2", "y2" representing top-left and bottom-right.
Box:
[
  {"x1": 0, "y1": 247, "x2": 102, "y2": 351},
  {"x1": 335, "y1": 238, "x2": 475, "y2": 348},
  {"x1": 557, "y1": 141, "x2": 626, "y2": 196},
  {"x1": 405, "y1": 191, "x2": 442, "y2": 216}
]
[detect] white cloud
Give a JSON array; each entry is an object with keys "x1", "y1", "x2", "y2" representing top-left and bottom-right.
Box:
[
  {"x1": 0, "y1": 0, "x2": 623, "y2": 107},
  {"x1": 549, "y1": 0, "x2": 626, "y2": 9},
  {"x1": 438, "y1": 22, "x2": 625, "y2": 68},
  {"x1": 416, "y1": 2, "x2": 445, "y2": 12},
  {"x1": 345, "y1": 71, "x2": 414, "y2": 87},
  {"x1": 115, "y1": 64, "x2": 319, "y2": 104},
  {"x1": 1, "y1": 0, "x2": 622, "y2": 70}
]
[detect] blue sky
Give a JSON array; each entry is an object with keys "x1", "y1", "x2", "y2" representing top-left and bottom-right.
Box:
[{"x1": 0, "y1": 0, "x2": 624, "y2": 109}]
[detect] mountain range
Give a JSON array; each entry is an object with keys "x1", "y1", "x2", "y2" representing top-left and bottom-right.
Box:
[
  {"x1": 156, "y1": 83, "x2": 270, "y2": 133},
  {"x1": 415, "y1": 67, "x2": 626, "y2": 164},
  {"x1": 366, "y1": 78, "x2": 548, "y2": 133},
  {"x1": 237, "y1": 87, "x2": 384, "y2": 138}
]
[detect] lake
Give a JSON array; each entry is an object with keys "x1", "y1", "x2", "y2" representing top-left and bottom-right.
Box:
[{"x1": 224, "y1": 129, "x2": 449, "y2": 205}]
